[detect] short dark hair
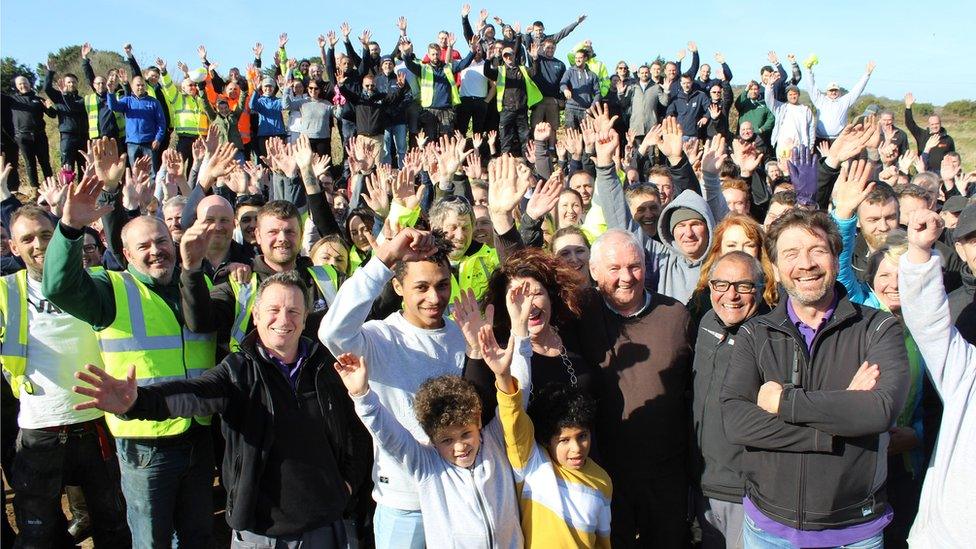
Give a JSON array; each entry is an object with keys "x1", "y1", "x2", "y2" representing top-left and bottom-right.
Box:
[
  {"x1": 414, "y1": 375, "x2": 482, "y2": 438},
  {"x1": 894, "y1": 183, "x2": 934, "y2": 208},
  {"x1": 391, "y1": 229, "x2": 453, "y2": 282},
  {"x1": 765, "y1": 209, "x2": 842, "y2": 263},
  {"x1": 527, "y1": 384, "x2": 596, "y2": 446},
  {"x1": 256, "y1": 270, "x2": 309, "y2": 310},
  {"x1": 769, "y1": 190, "x2": 798, "y2": 208},
  {"x1": 257, "y1": 200, "x2": 301, "y2": 223},
  {"x1": 760, "y1": 65, "x2": 774, "y2": 74},
  {"x1": 625, "y1": 183, "x2": 661, "y2": 203},
  {"x1": 64, "y1": 73, "x2": 79, "y2": 81},
  {"x1": 532, "y1": 20, "x2": 544, "y2": 27},
  {"x1": 861, "y1": 181, "x2": 897, "y2": 207},
  {"x1": 9, "y1": 204, "x2": 54, "y2": 230}
]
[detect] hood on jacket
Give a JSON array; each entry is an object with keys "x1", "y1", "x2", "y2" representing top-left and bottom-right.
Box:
[{"x1": 658, "y1": 189, "x2": 716, "y2": 266}]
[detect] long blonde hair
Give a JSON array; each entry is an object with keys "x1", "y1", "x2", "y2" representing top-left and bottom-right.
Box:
[{"x1": 695, "y1": 214, "x2": 778, "y2": 307}]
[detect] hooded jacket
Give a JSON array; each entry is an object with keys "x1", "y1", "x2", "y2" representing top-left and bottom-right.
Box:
[{"x1": 592, "y1": 164, "x2": 717, "y2": 304}]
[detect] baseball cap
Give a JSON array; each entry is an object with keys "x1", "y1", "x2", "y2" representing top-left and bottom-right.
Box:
[
  {"x1": 942, "y1": 195, "x2": 969, "y2": 215},
  {"x1": 954, "y1": 204, "x2": 976, "y2": 241},
  {"x1": 826, "y1": 81, "x2": 840, "y2": 91}
]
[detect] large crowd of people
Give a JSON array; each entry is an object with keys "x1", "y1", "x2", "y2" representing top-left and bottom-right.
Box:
[{"x1": 1, "y1": 6, "x2": 974, "y2": 549}]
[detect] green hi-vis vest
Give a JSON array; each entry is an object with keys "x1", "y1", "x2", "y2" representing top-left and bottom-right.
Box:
[
  {"x1": 97, "y1": 271, "x2": 216, "y2": 438},
  {"x1": 0, "y1": 271, "x2": 30, "y2": 398},
  {"x1": 226, "y1": 266, "x2": 339, "y2": 352},
  {"x1": 420, "y1": 63, "x2": 461, "y2": 108},
  {"x1": 162, "y1": 73, "x2": 209, "y2": 137},
  {"x1": 496, "y1": 65, "x2": 543, "y2": 112},
  {"x1": 449, "y1": 244, "x2": 500, "y2": 303},
  {"x1": 85, "y1": 92, "x2": 126, "y2": 139}
]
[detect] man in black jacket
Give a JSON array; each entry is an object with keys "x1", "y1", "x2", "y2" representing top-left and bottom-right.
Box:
[
  {"x1": 903, "y1": 92, "x2": 955, "y2": 170},
  {"x1": 721, "y1": 209, "x2": 909, "y2": 547},
  {"x1": 948, "y1": 204, "x2": 976, "y2": 344},
  {"x1": 74, "y1": 270, "x2": 371, "y2": 548},
  {"x1": 340, "y1": 72, "x2": 407, "y2": 166},
  {"x1": 4, "y1": 75, "x2": 54, "y2": 190},
  {"x1": 44, "y1": 60, "x2": 88, "y2": 174},
  {"x1": 693, "y1": 251, "x2": 767, "y2": 549}
]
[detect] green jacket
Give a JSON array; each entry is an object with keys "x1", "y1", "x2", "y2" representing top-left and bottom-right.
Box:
[
  {"x1": 734, "y1": 92, "x2": 775, "y2": 136},
  {"x1": 202, "y1": 100, "x2": 244, "y2": 151},
  {"x1": 41, "y1": 223, "x2": 184, "y2": 332}
]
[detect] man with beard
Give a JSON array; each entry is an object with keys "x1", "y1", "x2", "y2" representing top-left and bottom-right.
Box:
[
  {"x1": 693, "y1": 251, "x2": 767, "y2": 549},
  {"x1": 43, "y1": 170, "x2": 217, "y2": 547},
  {"x1": 721, "y1": 208, "x2": 908, "y2": 548},
  {"x1": 401, "y1": 36, "x2": 462, "y2": 139}
]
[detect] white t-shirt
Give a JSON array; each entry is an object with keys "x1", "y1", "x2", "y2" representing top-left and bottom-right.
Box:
[
  {"x1": 459, "y1": 59, "x2": 488, "y2": 98},
  {"x1": 20, "y1": 275, "x2": 104, "y2": 429}
]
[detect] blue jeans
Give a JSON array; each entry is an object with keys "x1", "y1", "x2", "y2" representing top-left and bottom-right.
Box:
[
  {"x1": 127, "y1": 142, "x2": 158, "y2": 182},
  {"x1": 384, "y1": 124, "x2": 407, "y2": 167},
  {"x1": 743, "y1": 515, "x2": 884, "y2": 549},
  {"x1": 373, "y1": 504, "x2": 424, "y2": 549},
  {"x1": 117, "y1": 427, "x2": 214, "y2": 548}
]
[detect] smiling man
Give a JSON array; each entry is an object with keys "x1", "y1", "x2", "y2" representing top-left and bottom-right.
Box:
[
  {"x1": 319, "y1": 228, "x2": 465, "y2": 549},
  {"x1": 721, "y1": 209, "x2": 909, "y2": 548}
]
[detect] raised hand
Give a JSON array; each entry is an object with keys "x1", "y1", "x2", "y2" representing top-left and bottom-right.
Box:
[
  {"x1": 62, "y1": 167, "x2": 114, "y2": 230},
  {"x1": 594, "y1": 129, "x2": 620, "y2": 167},
  {"x1": 197, "y1": 45, "x2": 207, "y2": 61},
  {"x1": 333, "y1": 353, "x2": 369, "y2": 397},
  {"x1": 397, "y1": 16, "x2": 408, "y2": 34},
  {"x1": 866, "y1": 60, "x2": 876, "y2": 74},
  {"x1": 155, "y1": 57, "x2": 166, "y2": 71},
  {"x1": 361, "y1": 173, "x2": 391, "y2": 218},
  {"x1": 454, "y1": 287, "x2": 495, "y2": 355},
  {"x1": 708, "y1": 103, "x2": 721, "y2": 120},
  {"x1": 701, "y1": 135, "x2": 728, "y2": 175},
  {"x1": 88, "y1": 137, "x2": 127, "y2": 190},
  {"x1": 658, "y1": 117, "x2": 684, "y2": 165},
  {"x1": 176, "y1": 61, "x2": 189, "y2": 76},
  {"x1": 326, "y1": 30, "x2": 338, "y2": 48},
  {"x1": 360, "y1": 29, "x2": 373, "y2": 47},
  {"x1": 767, "y1": 50, "x2": 779, "y2": 64},
  {"x1": 123, "y1": 43, "x2": 133, "y2": 56},
  {"x1": 586, "y1": 101, "x2": 618, "y2": 134},
  {"x1": 279, "y1": 32, "x2": 289, "y2": 48},
  {"x1": 832, "y1": 159, "x2": 876, "y2": 219},
  {"x1": 687, "y1": 40, "x2": 698, "y2": 52},
  {"x1": 478, "y1": 325, "x2": 514, "y2": 391},
  {"x1": 253, "y1": 42, "x2": 264, "y2": 58},
  {"x1": 826, "y1": 120, "x2": 878, "y2": 166},
  {"x1": 340, "y1": 22, "x2": 351, "y2": 38},
  {"x1": 121, "y1": 166, "x2": 153, "y2": 211},
  {"x1": 904, "y1": 92, "x2": 915, "y2": 109},
  {"x1": 906, "y1": 208, "x2": 944, "y2": 261},
  {"x1": 81, "y1": 42, "x2": 93, "y2": 60},
  {"x1": 39, "y1": 176, "x2": 69, "y2": 214},
  {"x1": 488, "y1": 154, "x2": 530, "y2": 216},
  {"x1": 73, "y1": 364, "x2": 137, "y2": 414},
  {"x1": 461, "y1": 3, "x2": 471, "y2": 16},
  {"x1": 375, "y1": 227, "x2": 437, "y2": 266},
  {"x1": 714, "y1": 51, "x2": 725, "y2": 64},
  {"x1": 180, "y1": 219, "x2": 215, "y2": 270}
]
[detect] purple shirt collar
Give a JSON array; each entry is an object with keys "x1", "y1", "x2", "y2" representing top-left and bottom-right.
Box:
[
  {"x1": 262, "y1": 339, "x2": 310, "y2": 392},
  {"x1": 786, "y1": 294, "x2": 838, "y2": 352}
]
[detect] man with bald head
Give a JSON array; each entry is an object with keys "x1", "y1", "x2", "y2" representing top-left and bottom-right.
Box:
[
  {"x1": 572, "y1": 228, "x2": 694, "y2": 548},
  {"x1": 194, "y1": 194, "x2": 254, "y2": 285},
  {"x1": 904, "y1": 92, "x2": 956, "y2": 169},
  {"x1": 43, "y1": 170, "x2": 217, "y2": 547}
]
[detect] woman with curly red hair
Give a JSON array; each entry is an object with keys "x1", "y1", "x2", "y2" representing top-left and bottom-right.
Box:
[{"x1": 463, "y1": 247, "x2": 598, "y2": 423}]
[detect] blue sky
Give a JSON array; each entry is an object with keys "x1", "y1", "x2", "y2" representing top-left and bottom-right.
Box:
[{"x1": 3, "y1": 0, "x2": 974, "y2": 105}]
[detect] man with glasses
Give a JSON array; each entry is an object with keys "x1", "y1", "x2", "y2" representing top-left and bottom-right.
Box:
[
  {"x1": 161, "y1": 60, "x2": 209, "y2": 172},
  {"x1": 340, "y1": 73, "x2": 407, "y2": 166},
  {"x1": 692, "y1": 251, "x2": 767, "y2": 549},
  {"x1": 722, "y1": 209, "x2": 909, "y2": 548}
]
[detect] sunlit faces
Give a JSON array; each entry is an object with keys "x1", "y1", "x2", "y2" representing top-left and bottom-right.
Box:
[
  {"x1": 82, "y1": 233, "x2": 103, "y2": 269},
  {"x1": 569, "y1": 173, "x2": 593, "y2": 208},
  {"x1": 738, "y1": 121, "x2": 755, "y2": 141},
  {"x1": 763, "y1": 201, "x2": 793, "y2": 230},
  {"x1": 131, "y1": 76, "x2": 146, "y2": 96},
  {"x1": 747, "y1": 81, "x2": 760, "y2": 100},
  {"x1": 163, "y1": 203, "x2": 184, "y2": 243},
  {"x1": 9, "y1": 214, "x2": 53, "y2": 280},
  {"x1": 871, "y1": 257, "x2": 901, "y2": 313},
  {"x1": 720, "y1": 225, "x2": 760, "y2": 257},
  {"x1": 672, "y1": 219, "x2": 708, "y2": 260},
  {"x1": 590, "y1": 234, "x2": 645, "y2": 313},
  {"x1": 470, "y1": 184, "x2": 488, "y2": 207},
  {"x1": 236, "y1": 205, "x2": 260, "y2": 245},
  {"x1": 252, "y1": 283, "x2": 306, "y2": 356},
  {"x1": 557, "y1": 191, "x2": 583, "y2": 228},
  {"x1": 548, "y1": 426, "x2": 591, "y2": 470},
  {"x1": 509, "y1": 276, "x2": 552, "y2": 337},
  {"x1": 649, "y1": 173, "x2": 673, "y2": 204},
  {"x1": 898, "y1": 195, "x2": 930, "y2": 226},
  {"x1": 680, "y1": 75, "x2": 693, "y2": 94},
  {"x1": 257, "y1": 215, "x2": 301, "y2": 268},
  {"x1": 348, "y1": 215, "x2": 372, "y2": 252},
  {"x1": 722, "y1": 187, "x2": 750, "y2": 215},
  {"x1": 786, "y1": 89, "x2": 800, "y2": 105},
  {"x1": 197, "y1": 198, "x2": 234, "y2": 251},
  {"x1": 773, "y1": 226, "x2": 838, "y2": 307},
  {"x1": 122, "y1": 217, "x2": 176, "y2": 285},
  {"x1": 392, "y1": 260, "x2": 452, "y2": 330},
  {"x1": 637, "y1": 65, "x2": 650, "y2": 83},
  {"x1": 433, "y1": 211, "x2": 473, "y2": 261},
  {"x1": 312, "y1": 241, "x2": 349, "y2": 273},
  {"x1": 473, "y1": 205, "x2": 493, "y2": 246},
  {"x1": 433, "y1": 423, "x2": 481, "y2": 468},
  {"x1": 552, "y1": 233, "x2": 590, "y2": 274},
  {"x1": 332, "y1": 194, "x2": 349, "y2": 221},
  {"x1": 709, "y1": 257, "x2": 760, "y2": 327},
  {"x1": 14, "y1": 76, "x2": 31, "y2": 94},
  {"x1": 954, "y1": 232, "x2": 976, "y2": 274},
  {"x1": 857, "y1": 199, "x2": 899, "y2": 251},
  {"x1": 927, "y1": 115, "x2": 942, "y2": 135}
]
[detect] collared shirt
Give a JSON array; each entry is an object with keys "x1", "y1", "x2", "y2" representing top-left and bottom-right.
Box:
[
  {"x1": 604, "y1": 291, "x2": 653, "y2": 318},
  {"x1": 262, "y1": 339, "x2": 309, "y2": 392},
  {"x1": 785, "y1": 295, "x2": 837, "y2": 352}
]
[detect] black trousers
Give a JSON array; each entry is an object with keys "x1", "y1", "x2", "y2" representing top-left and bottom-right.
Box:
[
  {"x1": 14, "y1": 133, "x2": 53, "y2": 188},
  {"x1": 498, "y1": 107, "x2": 529, "y2": 155},
  {"x1": 309, "y1": 137, "x2": 332, "y2": 157},
  {"x1": 58, "y1": 133, "x2": 87, "y2": 174},
  {"x1": 1, "y1": 136, "x2": 19, "y2": 191},
  {"x1": 456, "y1": 97, "x2": 488, "y2": 136},
  {"x1": 11, "y1": 419, "x2": 130, "y2": 548},
  {"x1": 420, "y1": 107, "x2": 456, "y2": 140},
  {"x1": 610, "y1": 473, "x2": 689, "y2": 548}
]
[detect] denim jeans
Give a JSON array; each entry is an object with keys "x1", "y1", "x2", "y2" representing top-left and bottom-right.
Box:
[
  {"x1": 373, "y1": 504, "x2": 424, "y2": 549},
  {"x1": 116, "y1": 426, "x2": 214, "y2": 548},
  {"x1": 11, "y1": 420, "x2": 130, "y2": 548},
  {"x1": 127, "y1": 142, "x2": 157, "y2": 182},
  {"x1": 742, "y1": 515, "x2": 884, "y2": 549},
  {"x1": 383, "y1": 124, "x2": 407, "y2": 167}
]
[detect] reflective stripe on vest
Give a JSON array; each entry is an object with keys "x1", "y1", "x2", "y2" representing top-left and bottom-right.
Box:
[
  {"x1": 85, "y1": 93, "x2": 126, "y2": 139},
  {"x1": 496, "y1": 65, "x2": 543, "y2": 112},
  {"x1": 173, "y1": 94, "x2": 209, "y2": 136},
  {"x1": 97, "y1": 271, "x2": 216, "y2": 437},
  {"x1": 228, "y1": 266, "x2": 339, "y2": 352},
  {"x1": 420, "y1": 64, "x2": 461, "y2": 108},
  {"x1": 0, "y1": 271, "x2": 31, "y2": 398},
  {"x1": 449, "y1": 245, "x2": 499, "y2": 303}
]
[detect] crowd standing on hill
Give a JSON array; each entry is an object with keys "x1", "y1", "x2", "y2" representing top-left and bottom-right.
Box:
[{"x1": 1, "y1": 5, "x2": 975, "y2": 549}]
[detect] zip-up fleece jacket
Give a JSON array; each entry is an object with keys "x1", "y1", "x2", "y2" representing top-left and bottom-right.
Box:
[
  {"x1": 665, "y1": 88, "x2": 708, "y2": 138},
  {"x1": 720, "y1": 285, "x2": 910, "y2": 531}
]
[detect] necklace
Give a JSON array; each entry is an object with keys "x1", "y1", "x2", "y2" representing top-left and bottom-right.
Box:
[{"x1": 558, "y1": 345, "x2": 578, "y2": 386}]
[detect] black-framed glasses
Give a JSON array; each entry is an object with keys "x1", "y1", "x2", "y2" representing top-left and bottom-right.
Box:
[{"x1": 708, "y1": 280, "x2": 758, "y2": 294}]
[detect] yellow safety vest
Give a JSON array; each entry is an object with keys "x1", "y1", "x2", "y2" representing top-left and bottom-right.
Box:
[
  {"x1": 449, "y1": 244, "x2": 499, "y2": 303},
  {"x1": 85, "y1": 92, "x2": 126, "y2": 139},
  {"x1": 0, "y1": 271, "x2": 30, "y2": 398},
  {"x1": 496, "y1": 65, "x2": 543, "y2": 112},
  {"x1": 162, "y1": 74, "x2": 209, "y2": 137},
  {"x1": 226, "y1": 266, "x2": 339, "y2": 352},
  {"x1": 96, "y1": 270, "x2": 216, "y2": 438},
  {"x1": 420, "y1": 63, "x2": 461, "y2": 108}
]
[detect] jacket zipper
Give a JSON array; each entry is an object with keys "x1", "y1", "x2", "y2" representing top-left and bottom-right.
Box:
[
  {"x1": 469, "y1": 468, "x2": 493, "y2": 548},
  {"x1": 793, "y1": 340, "x2": 804, "y2": 530}
]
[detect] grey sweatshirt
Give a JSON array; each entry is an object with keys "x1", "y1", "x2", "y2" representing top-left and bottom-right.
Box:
[
  {"x1": 299, "y1": 100, "x2": 335, "y2": 139},
  {"x1": 899, "y1": 254, "x2": 976, "y2": 548},
  {"x1": 319, "y1": 256, "x2": 467, "y2": 510},
  {"x1": 593, "y1": 164, "x2": 719, "y2": 303}
]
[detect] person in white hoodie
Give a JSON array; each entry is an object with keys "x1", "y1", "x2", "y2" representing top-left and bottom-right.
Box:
[
  {"x1": 808, "y1": 61, "x2": 875, "y2": 143},
  {"x1": 765, "y1": 73, "x2": 814, "y2": 155},
  {"x1": 898, "y1": 208, "x2": 976, "y2": 548},
  {"x1": 318, "y1": 227, "x2": 466, "y2": 549}
]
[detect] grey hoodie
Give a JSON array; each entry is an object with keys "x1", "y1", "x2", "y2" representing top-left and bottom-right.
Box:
[
  {"x1": 593, "y1": 164, "x2": 720, "y2": 303},
  {"x1": 899, "y1": 254, "x2": 976, "y2": 548}
]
